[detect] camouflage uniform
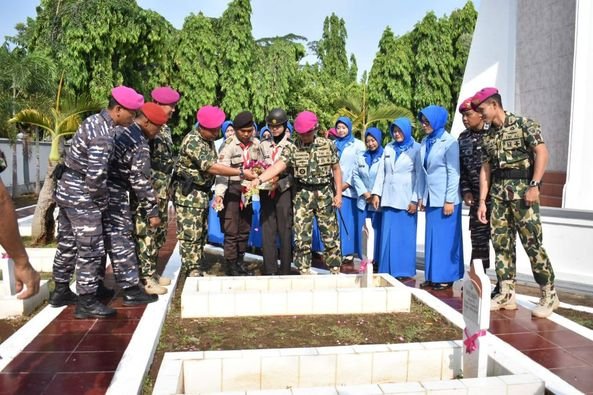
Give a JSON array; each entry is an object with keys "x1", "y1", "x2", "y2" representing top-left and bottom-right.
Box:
[
  {"x1": 105, "y1": 122, "x2": 158, "y2": 289},
  {"x1": 53, "y1": 109, "x2": 114, "y2": 295},
  {"x1": 173, "y1": 130, "x2": 217, "y2": 273},
  {"x1": 280, "y1": 136, "x2": 341, "y2": 272},
  {"x1": 458, "y1": 127, "x2": 491, "y2": 269},
  {"x1": 259, "y1": 134, "x2": 294, "y2": 275},
  {"x1": 132, "y1": 124, "x2": 174, "y2": 278},
  {"x1": 483, "y1": 112, "x2": 554, "y2": 287},
  {"x1": 215, "y1": 136, "x2": 262, "y2": 272}
]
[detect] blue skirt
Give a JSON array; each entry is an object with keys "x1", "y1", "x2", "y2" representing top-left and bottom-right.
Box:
[
  {"x1": 363, "y1": 209, "x2": 382, "y2": 263},
  {"x1": 207, "y1": 199, "x2": 224, "y2": 245},
  {"x1": 339, "y1": 196, "x2": 364, "y2": 257},
  {"x1": 378, "y1": 208, "x2": 417, "y2": 277},
  {"x1": 248, "y1": 199, "x2": 262, "y2": 248},
  {"x1": 424, "y1": 204, "x2": 464, "y2": 283}
]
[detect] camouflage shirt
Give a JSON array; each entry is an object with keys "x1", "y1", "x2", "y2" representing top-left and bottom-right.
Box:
[
  {"x1": 483, "y1": 111, "x2": 544, "y2": 201},
  {"x1": 0, "y1": 149, "x2": 6, "y2": 174},
  {"x1": 458, "y1": 127, "x2": 488, "y2": 198},
  {"x1": 280, "y1": 136, "x2": 339, "y2": 185},
  {"x1": 109, "y1": 122, "x2": 158, "y2": 218},
  {"x1": 149, "y1": 124, "x2": 174, "y2": 199},
  {"x1": 214, "y1": 135, "x2": 262, "y2": 197},
  {"x1": 55, "y1": 109, "x2": 115, "y2": 209},
  {"x1": 174, "y1": 130, "x2": 218, "y2": 209},
  {"x1": 259, "y1": 133, "x2": 294, "y2": 192}
]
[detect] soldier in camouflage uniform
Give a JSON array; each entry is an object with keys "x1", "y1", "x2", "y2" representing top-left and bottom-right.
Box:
[
  {"x1": 259, "y1": 108, "x2": 294, "y2": 275},
  {"x1": 253, "y1": 111, "x2": 343, "y2": 274},
  {"x1": 132, "y1": 87, "x2": 179, "y2": 295},
  {"x1": 213, "y1": 111, "x2": 262, "y2": 276},
  {"x1": 174, "y1": 106, "x2": 255, "y2": 277},
  {"x1": 457, "y1": 97, "x2": 493, "y2": 274},
  {"x1": 105, "y1": 102, "x2": 170, "y2": 307},
  {"x1": 0, "y1": 149, "x2": 41, "y2": 299},
  {"x1": 473, "y1": 87, "x2": 559, "y2": 318},
  {"x1": 52, "y1": 86, "x2": 143, "y2": 319}
]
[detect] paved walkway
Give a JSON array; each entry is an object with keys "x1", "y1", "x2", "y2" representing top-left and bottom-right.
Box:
[{"x1": 2, "y1": 209, "x2": 593, "y2": 393}]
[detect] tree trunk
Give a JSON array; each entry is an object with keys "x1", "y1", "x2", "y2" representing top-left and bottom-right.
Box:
[{"x1": 31, "y1": 161, "x2": 57, "y2": 245}]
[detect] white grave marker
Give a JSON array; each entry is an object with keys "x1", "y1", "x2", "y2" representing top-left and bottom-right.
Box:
[
  {"x1": 462, "y1": 259, "x2": 491, "y2": 378},
  {"x1": 361, "y1": 218, "x2": 374, "y2": 287},
  {"x1": 1, "y1": 253, "x2": 17, "y2": 296}
]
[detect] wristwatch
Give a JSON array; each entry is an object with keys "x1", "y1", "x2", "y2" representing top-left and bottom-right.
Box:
[
  {"x1": 529, "y1": 180, "x2": 541, "y2": 188},
  {"x1": 239, "y1": 167, "x2": 244, "y2": 179}
]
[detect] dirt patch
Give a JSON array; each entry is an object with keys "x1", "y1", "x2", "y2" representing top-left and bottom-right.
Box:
[
  {"x1": 12, "y1": 193, "x2": 38, "y2": 209},
  {"x1": 144, "y1": 274, "x2": 462, "y2": 393}
]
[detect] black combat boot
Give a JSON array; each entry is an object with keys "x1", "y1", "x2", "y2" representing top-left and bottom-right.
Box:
[
  {"x1": 75, "y1": 293, "x2": 116, "y2": 319},
  {"x1": 122, "y1": 285, "x2": 158, "y2": 306},
  {"x1": 96, "y1": 280, "x2": 115, "y2": 299},
  {"x1": 49, "y1": 282, "x2": 78, "y2": 307},
  {"x1": 238, "y1": 254, "x2": 254, "y2": 276}
]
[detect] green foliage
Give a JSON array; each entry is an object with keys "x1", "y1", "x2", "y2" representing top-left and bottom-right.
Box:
[
  {"x1": 317, "y1": 13, "x2": 350, "y2": 83},
  {"x1": 0, "y1": 44, "x2": 55, "y2": 138},
  {"x1": 251, "y1": 39, "x2": 305, "y2": 122},
  {"x1": 348, "y1": 54, "x2": 358, "y2": 84},
  {"x1": 218, "y1": 0, "x2": 255, "y2": 117},
  {"x1": 172, "y1": 12, "x2": 219, "y2": 136},
  {"x1": 411, "y1": 11, "x2": 455, "y2": 114},
  {"x1": 449, "y1": 1, "x2": 478, "y2": 104},
  {"x1": 368, "y1": 28, "x2": 414, "y2": 110}
]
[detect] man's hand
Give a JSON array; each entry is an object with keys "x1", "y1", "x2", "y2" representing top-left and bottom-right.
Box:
[
  {"x1": 524, "y1": 186, "x2": 540, "y2": 206},
  {"x1": 477, "y1": 201, "x2": 488, "y2": 224},
  {"x1": 149, "y1": 216, "x2": 161, "y2": 228},
  {"x1": 443, "y1": 202, "x2": 454, "y2": 216},
  {"x1": 371, "y1": 195, "x2": 380, "y2": 210},
  {"x1": 332, "y1": 194, "x2": 342, "y2": 208},
  {"x1": 14, "y1": 259, "x2": 40, "y2": 300},
  {"x1": 212, "y1": 195, "x2": 224, "y2": 211},
  {"x1": 243, "y1": 169, "x2": 256, "y2": 181},
  {"x1": 463, "y1": 192, "x2": 474, "y2": 207},
  {"x1": 407, "y1": 202, "x2": 418, "y2": 214}
]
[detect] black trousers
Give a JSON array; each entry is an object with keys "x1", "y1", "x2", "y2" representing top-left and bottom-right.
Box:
[
  {"x1": 260, "y1": 187, "x2": 293, "y2": 274},
  {"x1": 220, "y1": 182, "x2": 253, "y2": 263}
]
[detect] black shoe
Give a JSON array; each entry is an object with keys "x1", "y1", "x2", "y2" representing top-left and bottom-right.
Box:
[
  {"x1": 432, "y1": 282, "x2": 453, "y2": 291},
  {"x1": 49, "y1": 282, "x2": 78, "y2": 307},
  {"x1": 74, "y1": 294, "x2": 116, "y2": 319},
  {"x1": 96, "y1": 280, "x2": 115, "y2": 299},
  {"x1": 122, "y1": 285, "x2": 158, "y2": 306},
  {"x1": 419, "y1": 281, "x2": 433, "y2": 289},
  {"x1": 491, "y1": 281, "x2": 501, "y2": 299}
]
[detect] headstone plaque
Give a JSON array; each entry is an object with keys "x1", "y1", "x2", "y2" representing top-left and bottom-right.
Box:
[
  {"x1": 361, "y1": 218, "x2": 374, "y2": 287},
  {"x1": 462, "y1": 260, "x2": 491, "y2": 378}
]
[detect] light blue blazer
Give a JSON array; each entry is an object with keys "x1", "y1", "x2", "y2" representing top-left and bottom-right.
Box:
[
  {"x1": 340, "y1": 139, "x2": 366, "y2": 199},
  {"x1": 418, "y1": 132, "x2": 461, "y2": 207},
  {"x1": 351, "y1": 153, "x2": 382, "y2": 211},
  {"x1": 372, "y1": 142, "x2": 422, "y2": 210}
]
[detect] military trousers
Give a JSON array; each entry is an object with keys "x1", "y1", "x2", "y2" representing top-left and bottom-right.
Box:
[
  {"x1": 468, "y1": 203, "x2": 491, "y2": 270},
  {"x1": 260, "y1": 187, "x2": 293, "y2": 275},
  {"x1": 133, "y1": 196, "x2": 169, "y2": 278},
  {"x1": 490, "y1": 197, "x2": 554, "y2": 286},
  {"x1": 220, "y1": 182, "x2": 253, "y2": 264},
  {"x1": 53, "y1": 206, "x2": 105, "y2": 295},
  {"x1": 175, "y1": 202, "x2": 208, "y2": 272},
  {"x1": 293, "y1": 187, "x2": 341, "y2": 271},
  {"x1": 103, "y1": 189, "x2": 140, "y2": 290}
]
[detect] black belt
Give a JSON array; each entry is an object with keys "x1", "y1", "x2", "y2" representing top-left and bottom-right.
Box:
[
  {"x1": 152, "y1": 161, "x2": 173, "y2": 174},
  {"x1": 295, "y1": 181, "x2": 330, "y2": 191},
  {"x1": 493, "y1": 168, "x2": 532, "y2": 180},
  {"x1": 193, "y1": 183, "x2": 214, "y2": 193}
]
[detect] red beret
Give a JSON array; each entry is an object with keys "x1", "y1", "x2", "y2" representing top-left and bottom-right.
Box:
[
  {"x1": 471, "y1": 87, "x2": 499, "y2": 110},
  {"x1": 112, "y1": 86, "x2": 144, "y2": 110},
  {"x1": 196, "y1": 105, "x2": 225, "y2": 129},
  {"x1": 294, "y1": 111, "x2": 318, "y2": 134},
  {"x1": 458, "y1": 96, "x2": 474, "y2": 114},
  {"x1": 141, "y1": 102, "x2": 168, "y2": 126},
  {"x1": 151, "y1": 86, "x2": 180, "y2": 105}
]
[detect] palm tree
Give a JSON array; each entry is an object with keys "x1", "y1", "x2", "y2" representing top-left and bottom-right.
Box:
[
  {"x1": 9, "y1": 79, "x2": 102, "y2": 245},
  {"x1": 334, "y1": 82, "x2": 414, "y2": 140}
]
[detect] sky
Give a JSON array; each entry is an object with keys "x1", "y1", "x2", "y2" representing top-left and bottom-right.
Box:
[{"x1": 1, "y1": 0, "x2": 480, "y2": 77}]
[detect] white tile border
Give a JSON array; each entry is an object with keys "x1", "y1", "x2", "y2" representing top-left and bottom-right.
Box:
[{"x1": 106, "y1": 242, "x2": 181, "y2": 395}]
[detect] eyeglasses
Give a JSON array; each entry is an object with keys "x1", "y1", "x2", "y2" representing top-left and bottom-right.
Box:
[{"x1": 268, "y1": 124, "x2": 284, "y2": 130}]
